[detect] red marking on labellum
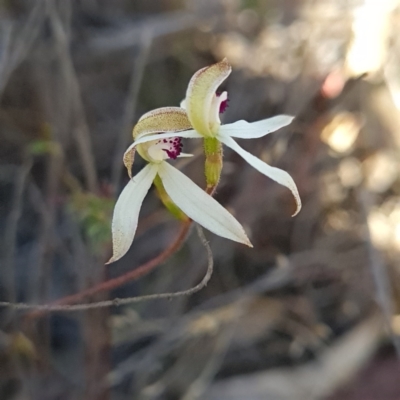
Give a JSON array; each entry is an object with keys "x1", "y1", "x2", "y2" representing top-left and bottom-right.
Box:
[
  {"x1": 216, "y1": 92, "x2": 229, "y2": 113},
  {"x1": 160, "y1": 137, "x2": 183, "y2": 159},
  {"x1": 219, "y1": 99, "x2": 228, "y2": 113}
]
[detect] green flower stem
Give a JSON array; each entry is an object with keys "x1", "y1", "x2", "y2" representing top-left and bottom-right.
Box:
[
  {"x1": 153, "y1": 174, "x2": 188, "y2": 221},
  {"x1": 204, "y1": 137, "x2": 223, "y2": 193}
]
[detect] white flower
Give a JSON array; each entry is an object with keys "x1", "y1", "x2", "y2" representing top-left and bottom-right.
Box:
[
  {"x1": 109, "y1": 107, "x2": 251, "y2": 263},
  {"x1": 109, "y1": 60, "x2": 302, "y2": 262},
  {"x1": 179, "y1": 58, "x2": 302, "y2": 216}
]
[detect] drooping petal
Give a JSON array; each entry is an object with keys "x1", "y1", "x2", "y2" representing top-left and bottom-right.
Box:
[
  {"x1": 219, "y1": 115, "x2": 294, "y2": 139},
  {"x1": 177, "y1": 153, "x2": 193, "y2": 158},
  {"x1": 133, "y1": 107, "x2": 193, "y2": 140},
  {"x1": 185, "y1": 58, "x2": 232, "y2": 137},
  {"x1": 158, "y1": 161, "x2": 252, "y2": 246},
  {"x1": 219, "y1": 135, "x2": 301, "y2": 216},
  {"x1": 123, "y1": 143, "x2": 136, "y2": 179},
  {"x1": 107, "y1": 163, "x2": 159, "y2": 264}
]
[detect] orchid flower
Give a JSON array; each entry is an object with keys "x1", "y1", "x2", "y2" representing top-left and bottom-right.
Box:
[
  {"x1": 108, "y1": 107, "x2": 251, "y2": 263},
  {"x1": 179, "y1": 58, "x2": 302, "y2": 215}
]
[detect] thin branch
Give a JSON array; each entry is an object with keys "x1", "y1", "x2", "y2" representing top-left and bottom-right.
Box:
[
  {"x1": 0, "y1": 224, "x2": 212, "y2": 313},
  {"x1": 0, "y1": 219, "x2": 191, "y2": 312}
]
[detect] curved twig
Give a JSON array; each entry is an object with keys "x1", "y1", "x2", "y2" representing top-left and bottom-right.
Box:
[{"x1": 0, "y1": 223, "x2": 213, "y2": 313}]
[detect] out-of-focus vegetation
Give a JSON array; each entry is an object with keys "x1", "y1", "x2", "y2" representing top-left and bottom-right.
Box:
[{"x1": 1, "y1": 0, "x2": 400, "y2": 399}]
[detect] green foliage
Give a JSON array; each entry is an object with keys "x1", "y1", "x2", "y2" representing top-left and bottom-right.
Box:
[
  {"x1": 27, "y1": 140, "x2": 62, "y2": 156},
  {"x1": 69, "y1": 191, "x2": 115, "y2": 255}
]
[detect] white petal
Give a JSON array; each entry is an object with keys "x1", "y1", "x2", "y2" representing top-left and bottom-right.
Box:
[
  {"x1": 107, "y1": 164, "x2": 159, "y2": 264},
  {"x1": 219, "y1": 135, "x2": 301, "y2": 216},
  {"x1": 180, "y1": 99, "x2": 186, "y2": 109},
  {"x1": 219, "y1": 115, "x2": 294, "y2": 139},
  {"x1": 177, "y1": 153, "x2": 193, "y2": 158},
  {"x1": 158, "y1": 161, "x2": 252, "y2": 246},
  {"x1": 135, "y1": 129, "x2": 202, "y2": 143}
]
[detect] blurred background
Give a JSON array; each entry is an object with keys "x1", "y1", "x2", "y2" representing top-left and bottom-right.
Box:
[{"x1": 1, "y1": 0, "x2": 400, "y2": 399}]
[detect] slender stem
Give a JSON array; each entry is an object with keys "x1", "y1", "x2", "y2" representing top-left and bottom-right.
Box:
[
  {"x1": 206, "y1": 185, "x2": 217, "y2": 196},
  {"x1": 0, "y1": 143, "x2": 221, "y2": 316},
  {"x1": 1, "y1": 223, "x2": 214, "y2": 313},
  {"x1": 23, "y1": 220, "x2": 192, "y2": 319},
  {"x1": 44, "y1": 225, "x2": 213, "y2": 311}
]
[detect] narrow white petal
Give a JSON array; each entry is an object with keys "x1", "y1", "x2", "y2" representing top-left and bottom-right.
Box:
[
  {"x1": 219, "y1": 115, "x2": 294, "y2": 139},
  {"x1": 219, "y1": 135, "x2": 301, "y2": 216},
  {"x1": 158, "y1": 161, "x2": 252, "y2": 246},
  {"x1": 177, "y1": 153, "x2": 194, "y2": 158},
  {"x1": 107, "y1": 164, "x2": 159, "y2": 264},
  {"x1": 135, "y1": 129, "x2": 202, "y2": 143}
]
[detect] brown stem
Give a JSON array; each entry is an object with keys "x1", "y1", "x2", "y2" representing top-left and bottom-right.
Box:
[
  {"x1": 206, "y1": 185, "x2": 217, "y2": 196},
  {"x1": 8, "y1": 224, "x2": 212, "y2": 313},
  {"x1": 26, "y1": 220, "x2": 192, "y2": 319}
]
